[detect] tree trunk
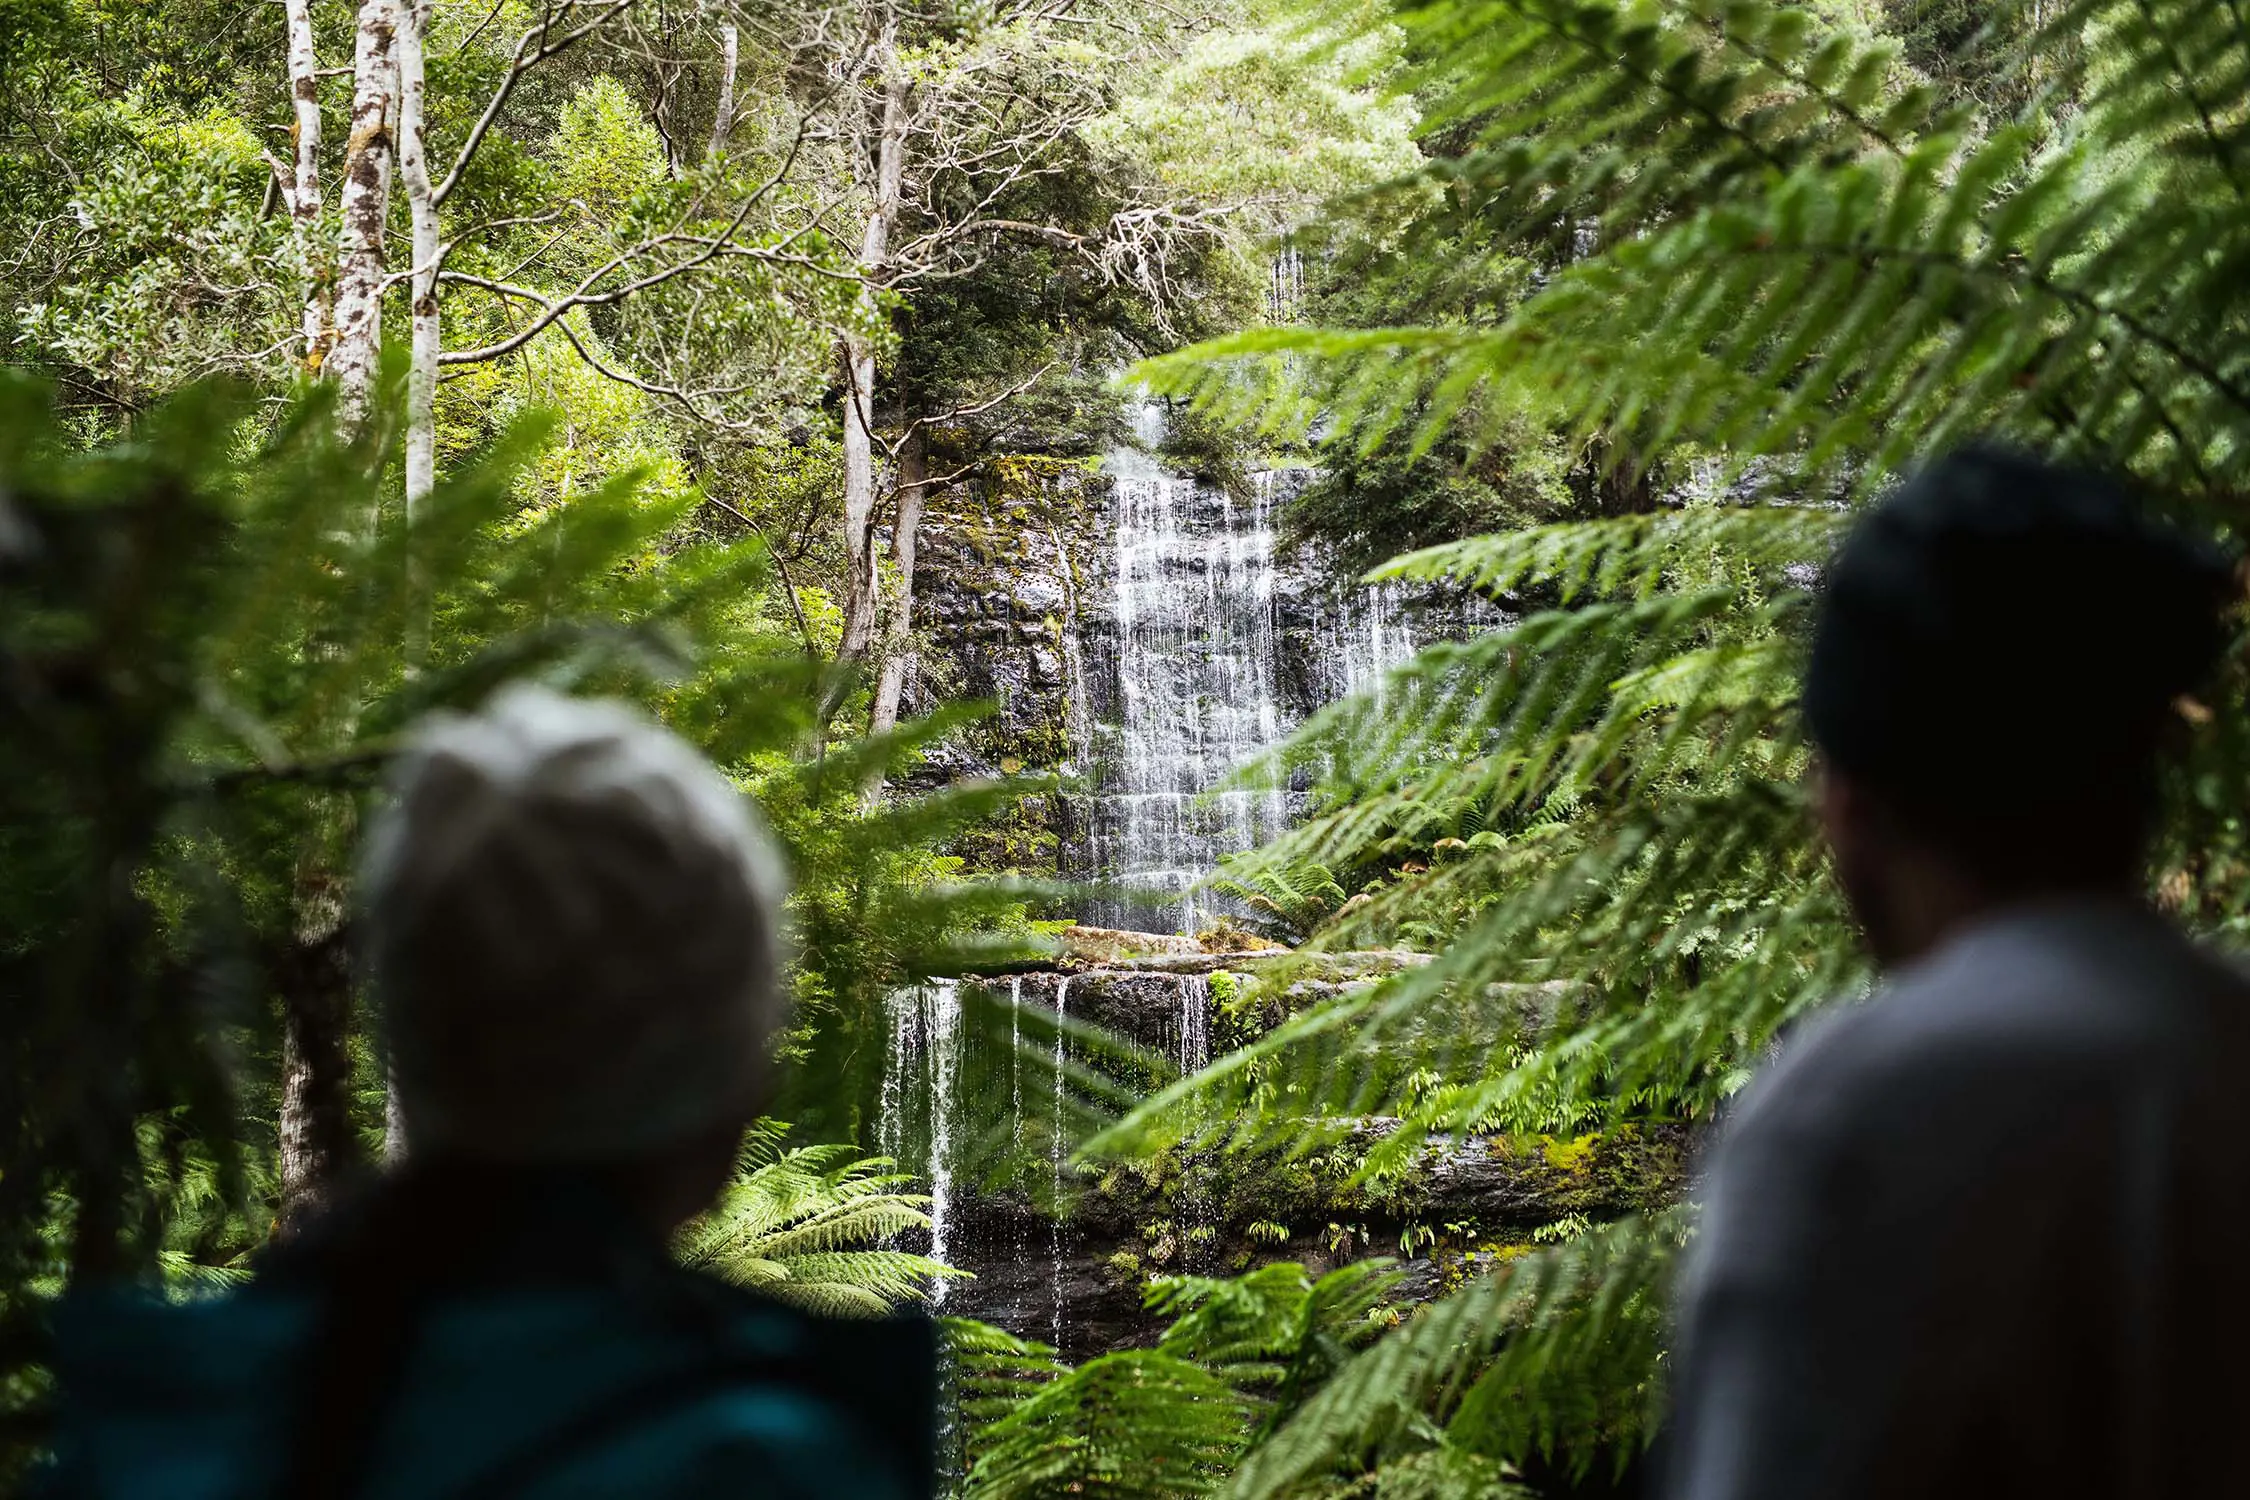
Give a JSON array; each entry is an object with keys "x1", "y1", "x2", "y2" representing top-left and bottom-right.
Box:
[
  {"x1": 708, "y1": 22, "x2": 739, "y2": 158},
  {"x1": 399, "y1": 0, "x2": 437, "y2": 524},
  {"x1": 866, "y1": 424, "x2": 929, "y2": 798},
  {"x1": 837, "y1": 337, "x2": 883, "y2": 671},
  {"x1": 834, "y1": 64, "x2": 909, "y2": 688},
  {"x1": 276, "y1": 860, "x2": 358, "y2": 1238},
  {"x1": 282, "y1": 0, "x2": 330, "y2": 374},
  {"x1": 330, "y1": 0, "x2": 404, "y2": 422}
]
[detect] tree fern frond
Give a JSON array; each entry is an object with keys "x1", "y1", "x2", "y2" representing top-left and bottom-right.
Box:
[
  {"x1": 963, "y1": 1349, "x2": 1256, "y2": 1500},
  {"x1": 1370, "y1": 508, "x2": 1845, "y2": 603},
  {"x1": 676, "y1": 1122, "x2": 956, "y2": 1315},
  {"x1": 1146, "y1": 0, "x2": 2250, "y2": 499},
  {"x1": 1217, "y1": 1216, "x2": 1679, "y2": 1500}
]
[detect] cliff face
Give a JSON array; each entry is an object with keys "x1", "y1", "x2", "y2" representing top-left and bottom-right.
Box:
[{"x1": 914, "y1": 455, "x2": 1495, "y2": 933}]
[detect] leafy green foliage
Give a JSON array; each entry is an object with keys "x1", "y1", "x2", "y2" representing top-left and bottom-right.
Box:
[
  {"x1": 1217, "y1": 1220, "x2": 1675, "y2": 1498},
  {"x1": 963, "y1": 1261, "x2": 1401, "y2": 1500},
  {"x1": 1209, "y1": 861, "x2": 1349, "y2": 944},
  {"x1": 0, "y1": 373, "x2": 1034, "y2": 1461},
  {"x1": 675, "y1": 1121, "x2": 961, "y2": 1316},
  {"x1": 1097, "y1": 0, "x2": 2250, "y2": 1488}
]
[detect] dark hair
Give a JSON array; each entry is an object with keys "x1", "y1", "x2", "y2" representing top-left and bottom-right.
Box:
[{"x1": 1802, "y1": 447, "x2": 2233, "y2": 883}]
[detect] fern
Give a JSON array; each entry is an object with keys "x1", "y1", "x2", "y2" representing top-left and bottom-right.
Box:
[
  {"x1": 0, "y1": 374, "x2": 1039, "y2": 1460},
  {"x1": 1094, "y1": 0, "x2": 2250, "y2": 1487},
  {"x1": 1217, "y1": 1218, "x2": 1679, "y2": 1499},
  {"x1": 1209, "y1": 861, "x2": 1350, "y2": 944},
  {"x1": 963, "y1": 1349, "x2": 1255, "y2": 1500},
  {"x1": 675, "y1": 1121, "x2": 965, "y2": 1316},
  {"x1": 1144, "y1": 0, "x2": 2250, "y2": 500}
]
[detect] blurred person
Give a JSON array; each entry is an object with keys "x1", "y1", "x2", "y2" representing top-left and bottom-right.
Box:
[
  {"x1": 46, "y1": 687, "x2": 933, "y2": 1499},
  {"x1": 1664, "y1": 450, "x2": 2249, "y2": 1500}
]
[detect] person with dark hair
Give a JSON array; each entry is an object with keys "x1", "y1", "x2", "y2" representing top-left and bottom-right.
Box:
[
  {"x1": 1664, "y1": 449, "x2": 2250, "y2": 1499},
  {"x1": 44, "y1": 688, "x2": 934, "y2": 1500}
]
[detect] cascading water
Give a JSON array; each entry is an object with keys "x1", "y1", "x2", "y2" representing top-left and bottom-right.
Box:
[
  {"x1": 1177, "y1": 973, "x2": 1211, "y2": 1075},
  {"x1": 1089, "y1": 410, "x2": 1284, "y2": 932},
  {"x1": 1084, "y1": 416, "x2": 1440, "y2": 933},
  {"x1": 881, "y1": 978, "x2": 962, "y2": 1307},
  {"x1": 1049, "y1": 976, "x2": 1071, "y2": 1348}
]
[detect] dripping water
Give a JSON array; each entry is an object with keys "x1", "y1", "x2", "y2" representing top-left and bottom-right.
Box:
[
  {"x1": 881, "y1": 977, "x2": 963, "y2": 1308},
  {"x1": 1050, "y1": 975, "x2": 1070, "y2": 1348},
  {"x1": 1178, "y1": 973, "x2": 1210, "y2": 1075}
]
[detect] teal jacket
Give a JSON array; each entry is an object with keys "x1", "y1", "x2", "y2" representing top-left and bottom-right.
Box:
[{"x1": 43, "y1": 1170, "x2": 936, "y2": 1500}]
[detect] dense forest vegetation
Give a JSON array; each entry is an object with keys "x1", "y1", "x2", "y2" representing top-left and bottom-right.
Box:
[{"x1": 6, "y1": 0, "x2": 2250, "y2": 1494}]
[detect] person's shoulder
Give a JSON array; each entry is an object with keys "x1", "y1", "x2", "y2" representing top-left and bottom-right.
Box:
[
  {"x1": 43, "y1": 1281, "x2": 317, "y2": 1500},
  {"x1": 663, "y1": 1261, "x2": 939, "y2": 1370},
  {"x1": 657, "y1": 1270, "x2": 939, "y2": 1492},
  {"x1": 1720, "y1": 905, "x2": 2250, "y2": 1158},
  {"x1": 389, "y1": 1271, "x2": 939, "y2": 1500},
  {"x1": 53, "y1": 1279, "x2": 314, "y2": 1393}
]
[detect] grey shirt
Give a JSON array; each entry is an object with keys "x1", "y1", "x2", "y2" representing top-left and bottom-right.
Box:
[{"x1": 1664, "y1": 898, "x2": 2250, "y2": 1500}]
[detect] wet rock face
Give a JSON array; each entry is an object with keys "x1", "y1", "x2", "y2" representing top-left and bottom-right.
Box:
[
  {"x1": 914, "y1": 462, "x2": 1501, "y2": 931},
  {"x1": 913, "y1": 471, "x2": 1107, "y2": 783},
  {"x1": 887, "y1": 960, "x2": 1685, "y2": 1360}
]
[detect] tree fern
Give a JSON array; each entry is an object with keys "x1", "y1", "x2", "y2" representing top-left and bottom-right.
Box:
[
  {"x1": 1142, "y1": 0, "x2": 2250, "y2": 500},
  {"x1": 675, "y1": 1121, "x2": 964, "y2": 1317},
  {"x1": 1217, "y1": 1218, "x2": 1678, "y2": 1499},
  {"x1": 1094, "y1": 0, "x2": 2250, "y2": 1486},
  {"x1": 0, "y1": 375, "x2": 1042, "y2": 1459},
  {"x1": 962, "y1": 1262, "x2": 1400, "y2": 1500},
  {"x1": 963, "y1": 1349, "x2": 1255, "y2": 1500}
]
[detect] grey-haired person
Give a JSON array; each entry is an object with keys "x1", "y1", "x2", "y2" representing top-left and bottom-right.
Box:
[{"x1": 46, "y1": 686, "x2": 934, "y2": 1500}]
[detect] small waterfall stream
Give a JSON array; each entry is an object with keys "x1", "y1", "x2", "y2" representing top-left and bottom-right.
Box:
[
  {"x1": 879, "y1": 978, "x2": 963, "y2": 1309},
  {"x1": 1048, "y1": 976, "x2": 1071, "y2": 1347}
]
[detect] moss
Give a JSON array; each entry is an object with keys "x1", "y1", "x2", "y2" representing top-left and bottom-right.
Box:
[
  {"x1": 1104, "y1": 1248, "x2": 1144, "y2": 1288},
  {"x1": 1540, "y1": 1133, "x2": 1600, "y2": 1175}
]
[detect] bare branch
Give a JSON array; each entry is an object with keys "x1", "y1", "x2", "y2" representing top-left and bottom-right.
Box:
[{"x1": 432, "y1": 0, "x2": 639, "y2": 208}]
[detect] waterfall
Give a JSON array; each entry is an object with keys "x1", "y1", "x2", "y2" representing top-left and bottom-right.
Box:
[
  {"x1": 1179, "y1": 973, "x2": 1211, "y2": 1074},
  {"x1": 1008, "y1": 976, "x2": 1024, "y2": 1125},
  {"x1": 1089, "y1": 429, "x2": 1466, "y2": 936},
  {"x1": 1268, "y1": 247, "x2": 1306, "y2": 322},
  {"x1": 877, "y1": 406, "x2": 1512, "y2": 1345},
  {"x1": 1095, "y1": 407, "x2": 1292, "y2": 934},
  {"x1": 881, "y1": 977, "x2": 963, "y2": 1307},
  {"x1": 1049, "y1": 976, "x2": 1071, "y2": 1347}
]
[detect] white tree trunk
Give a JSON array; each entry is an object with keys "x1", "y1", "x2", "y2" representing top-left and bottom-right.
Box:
[
  {"x1": 835, "y1": 67, "x2": 909, "y2": 677},
  {"x1": 837, "y1": 337, "x2": 882, "y2": 668},
  {"x1": 397, "y1": 0, "x2": 438, "y2": 694},
  {"x1": 282, "y1": 0, "x2": 330, "y2": 373},
  {"x1": 399, "y1": 0, "x2": 437, "y2": 519},
  {"x1": 866, "y1": 425, "x2": 929, "y2": 798},
  {"x1": 331, "y1": 0, "x2": 404, "y2": 422},
  {"x1": 708, "y1": 21, "x2": 739, "y2": 158}
]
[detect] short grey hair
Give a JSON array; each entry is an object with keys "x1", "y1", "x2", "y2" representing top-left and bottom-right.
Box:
[{"x1": 361, "y1": 685, "x2": 788, "y2": 1162}]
